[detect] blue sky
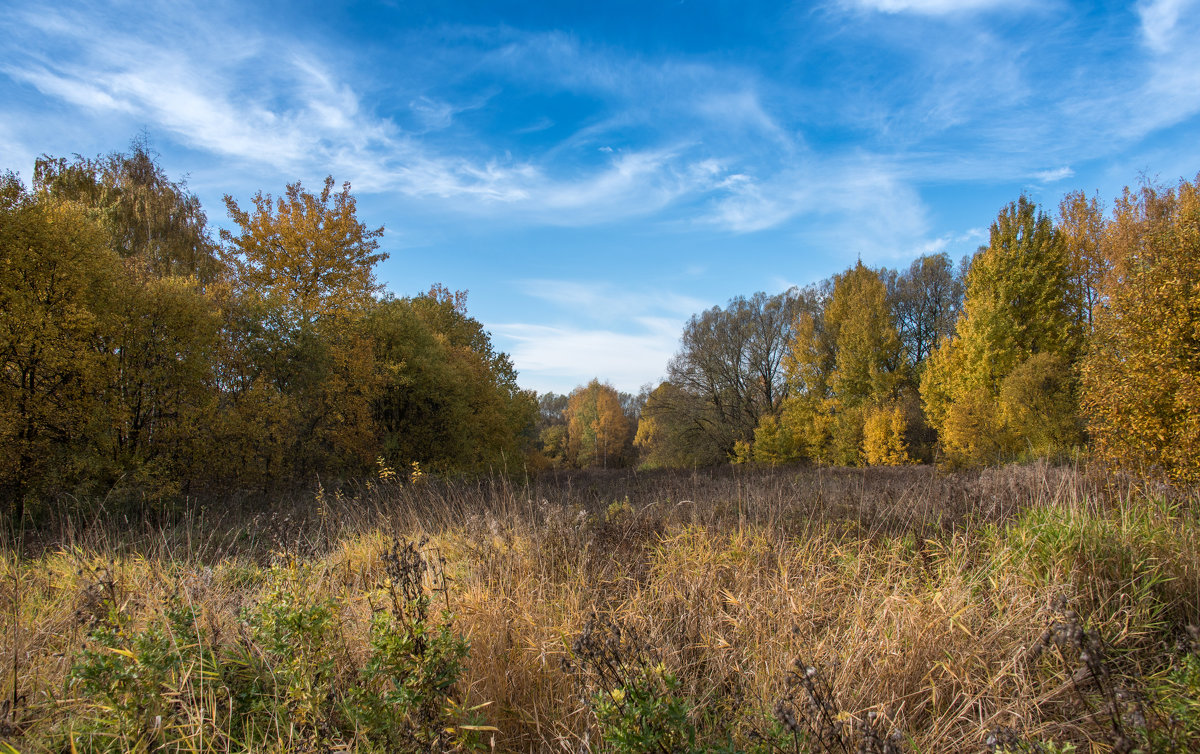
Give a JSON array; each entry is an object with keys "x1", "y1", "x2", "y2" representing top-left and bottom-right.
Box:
[{"x1": 3, "y1": 1, "x2": 1199, "y2": 395}]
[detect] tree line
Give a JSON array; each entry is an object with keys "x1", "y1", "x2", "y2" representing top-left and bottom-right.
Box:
[
  {"x1": 1, "y1": 140, "x2": 536, "y2": 521},
  {"x1": 4, "y1": 138, "x2": 1198, "y2": 521},
  {"x1": 617, "y1": 178, "x2": 1200, "y2": 485}
]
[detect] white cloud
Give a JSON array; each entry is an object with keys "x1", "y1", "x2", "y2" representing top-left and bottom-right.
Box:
[
  {"x1": 519, "y1": 279, "x2": 707, "y2": 321},
  {"x1": 492, "y1": 279, "x2": 712, "y2": 393},
  {"x1": 1137, "y1": 0, "x2": 1192, "y2": 53},
  {"x1": 840, "y1": 0, "x2": 1022, "y2": 15},
  {"x1": 0, "y1": 9, "x2": 732, "y2": 225},
  {"x1": 4, "y1": 65, "x2": 135, "y2": 113},
  {"x1": 702, "y1": 156, "x2": 931, "y2": 252},
  {"x1": 490, "y1": 322, "x2": 679, "y2": 395},
  {"x1": 1133, "y1": 0, "x2": 1200, "y2": 134},
  {"x1": 1033, "y1": 166, "x2": 1075, "y2": 183},
  {"x1": 695, "y1": 90, "x2": 790, "y2": 144}
]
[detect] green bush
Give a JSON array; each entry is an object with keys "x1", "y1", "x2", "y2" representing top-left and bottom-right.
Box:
[{"x1": 63, "y1": 540, "x2": 487, "y2": 752}]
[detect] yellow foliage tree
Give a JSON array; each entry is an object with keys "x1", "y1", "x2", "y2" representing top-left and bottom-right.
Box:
[
  {"x1": 220, "y1": 177, "x2": 387, "y2": 480},
  {"x1": 0, "y1": 186, "x2": 116, "y2": 518},
  {"x1": 997, "y1": 351, "x2": 1081, "y2": 459},
  {"x1": 221, "y1": 176, "x2": 386, "y2": 327},
  {"x1": 778, "y1": 262, "x2": 908, "y2": 465},
  {"x1": 566, "y1": 379, "x2": 629, "y2": 468},
  {"x1": 862, "y1": 403, "x2": 912, "y2": 466},
  {"x1": 751, "y1": 414, "x2": 803, "y2": 465},
  {"x1": 1082, "y1": 174, "x2": 1200, "y2": 483}
]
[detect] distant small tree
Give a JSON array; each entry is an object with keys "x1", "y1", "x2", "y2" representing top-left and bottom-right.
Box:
[
  {"x1": 565, "y1": 379, "x2": 629, "y2": 468},
  {"x1": 634, "y1": 382, "x2": 724, "y2": 468}
]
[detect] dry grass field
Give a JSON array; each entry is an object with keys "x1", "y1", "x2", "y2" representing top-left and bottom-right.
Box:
[{"x1": 2, "y1": 462, "x2": 1198, "y2": 752}]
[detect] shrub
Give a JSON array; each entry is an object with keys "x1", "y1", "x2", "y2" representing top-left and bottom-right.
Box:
[
  {"x1": 862, "y1": 403, "x2": 912, "y2": 466},
  {"x1": 568, "y1": 614, "x2": 698, "y2": 753}
]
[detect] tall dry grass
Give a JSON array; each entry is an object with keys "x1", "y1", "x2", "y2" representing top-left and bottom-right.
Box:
[{"x1": 2, "y1": 461, "x2": 1197, "y2": 752}]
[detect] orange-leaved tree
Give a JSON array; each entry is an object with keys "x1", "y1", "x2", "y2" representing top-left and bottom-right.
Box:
[{"x1": 566, "y1": 379, "x2": 630, "y2": 468}]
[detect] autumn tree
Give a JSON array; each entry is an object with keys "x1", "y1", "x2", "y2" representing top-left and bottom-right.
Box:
[
  {"x1": 219, "y1": 177, "x2": 387, "y2": 480},
  {"x1": 565, "y1": 379, "x2": 630, "y2": 468},
  {"x1": 922, "y1": 196, "x2": 1081, "y2": 466},
  {"x1": 33, "y1": 137, "x2": 220, "y2": 283},
  {"x1": 368, "y1": 289, "x2": 536, "y2": 475},
  {"x1": 222, "y1": 176, "x2": 385, "y2": 325},
  {"x1": 635, "y1": 382, "x2": 726, "y2": 468},
  {"x1": 410, "y1": 286, "x2": 536, "y2": 472},
  {"x1": 1082, "y1": 174, "x2": 1200, "y2": 483},
  {"x1": 0, "y1": 180, "x2": 116, "y2": 520},
  {"x1": 1057, "y1": 190, "x2": 1108, "y2": 335},
  {"x1": 885, "y1": 253, "x2": 964, "y2": 370},
  {"x1": 659, "y1": 289, "x2": 807, "y2": 462},
  {"x1": 774, "y1": 262, "x2": 910, "y2": 466}
]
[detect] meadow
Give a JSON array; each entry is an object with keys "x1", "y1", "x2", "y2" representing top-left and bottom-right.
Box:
[{"x1": 2, "y1": 462, "x2": 1198, "y2": 753}]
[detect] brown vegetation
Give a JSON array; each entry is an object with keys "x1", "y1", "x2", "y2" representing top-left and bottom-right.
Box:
[{"x1": 2, "y1": 463, "x2": 1197, "y2": 752}]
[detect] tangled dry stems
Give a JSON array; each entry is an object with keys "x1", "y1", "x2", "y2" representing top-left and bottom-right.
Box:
[{"x1": 1, "y1": 461, "x2": 1197, "y2": 752}]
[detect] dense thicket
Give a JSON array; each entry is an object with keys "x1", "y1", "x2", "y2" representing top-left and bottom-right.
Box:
[
  {"x1": 1, "y1": 144, "x2": 536, "y2": 521},
  {"x1": 1083, "y1": 177, "x2": 1200, "y2": 484}
]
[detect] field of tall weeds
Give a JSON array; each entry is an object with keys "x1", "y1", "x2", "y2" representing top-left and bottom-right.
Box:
[{"x1": 2, "y1": 462, "x2": 1198, "y2": 752}]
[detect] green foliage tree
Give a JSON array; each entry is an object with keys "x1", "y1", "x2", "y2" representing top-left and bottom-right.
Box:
[
  {"x1": 535, "y1": 392, "x2": 570, "y2": 467},
  {"x1": 1082, "y1": 174, "x2": 1200, "y2": 483},
  {"x1": 922, "y1": 196, "x2": 1081, "y2": 466},
  {"x1": 33, "y1": 137, "x2": 220, "y2": 283},
  {"x1": 96, "y1": 273, "x2": 221, "y2": 495},
  {"x1": 1058, "y1": 190, "x2": 1108, "y2": 335},
  {"x1": 368, "y1": 290, "x2": 535, "y2": 475}
]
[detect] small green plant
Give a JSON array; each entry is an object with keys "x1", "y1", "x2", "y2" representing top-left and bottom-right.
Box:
[
  {"x1": 1142, "y1": 625, "x2": 1200, "y2": 752},
  {"x1": 239, "y1": 558, "x2": 341, "y2": 745},
  {"x1": 1018, "y1": 605, "x2": 1200, "y2": 753},
  {"x1": 569, "y1": 614, "x2": 698, "y2": 753},
  {"x1": 67, "y1": 572, "x2": 220, "y2": 753},
  {"x1": 61, "y1": 542, "x2": 487, "y2": 752},
  {"x1": 593, "y1": 662, "x2": 696, "y2": 753},
  {"x1": 605, "y1": 497, "x2": 635, "y2": 524},
  {"x1": 985, "y1": 727, "x2": 1078, "y2": 754},
  {"x1": 345, "y1": 538, "x2": 490, "y2": 752}
]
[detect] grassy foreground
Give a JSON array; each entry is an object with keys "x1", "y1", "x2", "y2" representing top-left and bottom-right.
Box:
[{"x1": 2, "y1": 463, "x2": 1199, "y2": 752}]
